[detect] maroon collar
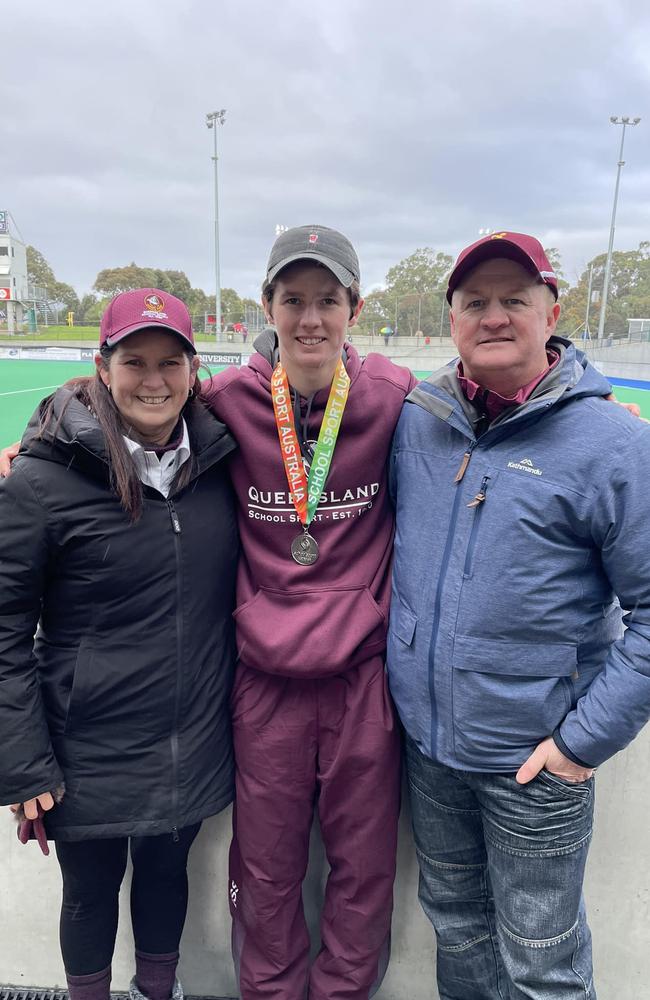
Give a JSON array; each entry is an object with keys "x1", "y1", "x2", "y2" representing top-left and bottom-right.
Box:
[{"x1": 458, "y1": 348, "x2": 560, "y2": 423}]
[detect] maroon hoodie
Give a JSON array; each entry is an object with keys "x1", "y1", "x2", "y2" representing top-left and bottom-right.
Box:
[{"x1": 203, "y1": 339, "x2": 416, "y2": 678}]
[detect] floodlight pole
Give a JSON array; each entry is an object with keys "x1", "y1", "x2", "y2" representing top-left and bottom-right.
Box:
[
  {"x1": 597, "y1": 116, "x2": 641, "y2": 341},
  {"x1": 583, "y1": 263, "x2": 594, "y2": 339},
  {"x1": 206, "y1": 110, "x2": 226, "y2": 342}
]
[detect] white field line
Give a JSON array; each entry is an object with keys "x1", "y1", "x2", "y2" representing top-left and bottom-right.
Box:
[{"x1": 0, "y1": 384, "x2": 61, "y2": 398}]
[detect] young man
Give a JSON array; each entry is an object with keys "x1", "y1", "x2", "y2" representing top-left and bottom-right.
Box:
[
  {"x1": 387, "y1": 231, "x2": 650, "y2": 999},
  {"x1": 201, "y1": 225, "x2": 416, "y2": 1000}
]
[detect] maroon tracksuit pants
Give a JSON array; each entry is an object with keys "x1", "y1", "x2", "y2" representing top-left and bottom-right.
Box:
[{"x1": 228, "y1": 655, "x2": 401, "y2": 1000}]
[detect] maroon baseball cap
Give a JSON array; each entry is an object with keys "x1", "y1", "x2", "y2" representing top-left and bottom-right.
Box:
[
  {"x1": 446, "y1": 232, "x2": 558, "y2": 304},
  {"x1": 99, "y1": 288, "x2": 195, "y2": 353}
]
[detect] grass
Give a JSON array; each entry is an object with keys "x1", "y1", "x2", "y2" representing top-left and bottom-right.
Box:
[{"x1": 2, "y1": 360, "x2": 649, "y2": 451}]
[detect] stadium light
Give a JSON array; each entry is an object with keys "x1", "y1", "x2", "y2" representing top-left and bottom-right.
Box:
[
  {"x1": 206, "y1": 109, "x2": 226, "y2": 342},
  {"x1": 597, "y1": 115, "x2": 641, "y2": 340}
]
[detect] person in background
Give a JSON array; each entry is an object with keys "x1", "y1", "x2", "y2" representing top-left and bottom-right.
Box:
[
  {"x1": 387, "y1": 232, "x2": 650, "y2": 999},
  {"x1": 0, "y1": 290, "x2": 238, "y2": 1000}
]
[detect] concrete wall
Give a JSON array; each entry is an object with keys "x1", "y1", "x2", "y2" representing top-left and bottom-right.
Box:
[{"x1": 2, "y1": 726, "x2": 648, "y2": 999}]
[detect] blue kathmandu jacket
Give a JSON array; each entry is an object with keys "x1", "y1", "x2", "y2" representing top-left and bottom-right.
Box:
[{"x1": 387, "y1": 338, "x2": 650, "y2": 771}]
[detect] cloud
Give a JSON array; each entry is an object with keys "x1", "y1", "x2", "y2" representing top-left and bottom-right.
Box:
[{"x1": 3, "y1": 0, "x2": 649, "y2": 297}]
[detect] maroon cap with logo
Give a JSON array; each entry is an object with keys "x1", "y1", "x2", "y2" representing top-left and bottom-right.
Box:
[
  {"x1": 99, "y1": 288, "x2": 195, "y2": 353},
  {"x1": 446, "y1": 231, "x2": 558, "y2": 304}
]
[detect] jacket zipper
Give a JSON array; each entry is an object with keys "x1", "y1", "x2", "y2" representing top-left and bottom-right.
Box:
[
  {"x1": 167, "y1": 499, "x2": 182, "y2": 841},
  {"x1": 427, "y1": 442, "x2": 477, "y2": 756},
  {"x1": 463, "y1": 476, "x2": 490, "y2": 577}
]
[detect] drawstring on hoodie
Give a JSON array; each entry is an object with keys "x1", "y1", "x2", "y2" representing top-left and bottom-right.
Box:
[{"x1": 292, "y1": 388, "x2": 316, "y2": 461}]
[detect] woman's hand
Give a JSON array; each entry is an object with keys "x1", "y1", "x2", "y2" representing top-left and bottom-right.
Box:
[
  {"x1": 605, "y1": 394, "x2": 647, "y2": 420},
  {"x1": 11, "y1": 793, "x2": 56, "y2": 855},
  {"x1": 10, "y1": 792, "x2": 55, "y2": 819},
  {"x1": 0, "y1": 442, "x2": 20, "y2": 478}
]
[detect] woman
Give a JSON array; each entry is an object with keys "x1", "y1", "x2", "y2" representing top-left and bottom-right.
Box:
[{"x1": 0, "y1": 289, "x2": 238, "y2": 1000}]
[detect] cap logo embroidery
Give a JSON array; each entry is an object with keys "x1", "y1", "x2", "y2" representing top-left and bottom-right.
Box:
[
  {"x1": 490, "y1": 232, "x2": 508, "y2": 240},
  {"x1": 144, "y1": 293, "x2": 164, "y2": 312},
  {"x1": 308, "y1": 233, "x2": 318, "y2": 244}
]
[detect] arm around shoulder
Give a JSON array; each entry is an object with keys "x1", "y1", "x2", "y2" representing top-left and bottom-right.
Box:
[{"x1": 0, "y1": 440, "x2": 20, "y2": 477}]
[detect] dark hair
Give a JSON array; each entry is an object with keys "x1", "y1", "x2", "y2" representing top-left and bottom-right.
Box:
[
  {"x1": 262, "y1": 263, "x2": 361, "y2": 319},
  {"x1": 39, "y1": 342, "x2": 201, "y2": 522}
]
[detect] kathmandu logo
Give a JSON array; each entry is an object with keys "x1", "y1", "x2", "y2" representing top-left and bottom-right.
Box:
[
  {"x1": 507, "y1": 456, "x2": 543, "y2": 476},
  {"x1": 309, "y1": 233, "x2": 319, "y2": 244},
  {"x1": 144, "y1": 293, "x2": 164, "y2": 312},
  {"x1": 229, "y1": 879, "x2": 239, "y2": 907}
]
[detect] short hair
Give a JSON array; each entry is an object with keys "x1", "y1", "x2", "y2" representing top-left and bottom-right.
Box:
[{"x1": 262, "y1": 261, "x2": 361, "y2": 319}]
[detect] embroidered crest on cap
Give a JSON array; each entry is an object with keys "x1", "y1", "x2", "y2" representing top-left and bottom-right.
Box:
[
  {"x1": 144, "y1": 293, "x2": 165, "y2": 312},
  {"x1": 490, "y1": 232, "x2": 508, "y2": 240},
  {"x1": 308, "y1": 233, "x2": 318, "y2": 244}
]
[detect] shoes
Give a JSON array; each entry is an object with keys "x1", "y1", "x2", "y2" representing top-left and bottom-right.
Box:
[{"x1": 128, "y1": 977, "x2": 183, "y2": 1000}]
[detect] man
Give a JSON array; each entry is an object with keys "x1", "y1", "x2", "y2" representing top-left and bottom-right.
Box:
[{"x1": 387, "y1": 231, "x2": 650, "y2": 999}]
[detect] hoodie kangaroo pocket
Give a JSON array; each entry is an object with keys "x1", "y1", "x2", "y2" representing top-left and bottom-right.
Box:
[
  {"x1": 451, "y1": 636, "x2": 576, "y2": 766},
  {"x1": 233, "y1": 586, "x2": 386, "y2": 676}
]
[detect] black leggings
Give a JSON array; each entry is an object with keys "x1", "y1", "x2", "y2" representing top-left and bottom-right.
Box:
[{"x1": 55, "y1": 824, "x2": 201, "y2": 976}]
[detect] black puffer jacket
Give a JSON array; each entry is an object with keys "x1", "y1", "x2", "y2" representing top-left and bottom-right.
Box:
[{"x1": 0, "y1": 388, "x2": 238, "y2": 840}]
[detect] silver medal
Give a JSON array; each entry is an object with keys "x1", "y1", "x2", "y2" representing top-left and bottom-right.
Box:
[{"x1": 291, "y1": 531, "x2": 319, "y2": 566}]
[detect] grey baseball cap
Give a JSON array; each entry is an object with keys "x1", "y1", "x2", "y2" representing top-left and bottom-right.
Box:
[{"x1": 266, "y1": 224, "x2": 360, "y2": 288}]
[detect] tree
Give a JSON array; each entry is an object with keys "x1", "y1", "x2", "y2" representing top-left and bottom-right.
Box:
[
  {"x1": 76, "y1": 293, "x2": 99, "y2": 324},
  {"x1": 26, "y1": 245, "x2": 80, "y2": 317},
  {"x1": 557, "y1": 244, "x2": 650, "y2": 339},
  {"x1": 357, "y1": 289, "x2": 391, "y2": 335},
  {"x1": 162, "y1": 270, "x2": 192, "y2": 302},
  {"x1": 93, "y1": 264, "x2": 159, "y2": 296},
  {"x1": 221, "y1": 288, "x2": 244, "y2": 325},
  {"x1": 26, "y1": 246, "x2": 56, "y2": 289},
  {"x1": 187, "y1": 287, "x2": 212, "y2": 317},
  {"x1": 384, "y1": 248, "x2": 453, "y2": 336},
  {"x1": 50, "y1": 281, "x2": 78, "y2": 311}
]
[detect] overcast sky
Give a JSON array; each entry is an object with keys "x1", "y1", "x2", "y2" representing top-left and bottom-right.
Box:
[{"x1": 3, "y1": 0, "x2": 649, "y2": 299}]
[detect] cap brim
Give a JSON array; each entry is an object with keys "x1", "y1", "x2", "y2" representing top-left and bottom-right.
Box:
[
  {"x1": 104, "y1": 322, "x2": 196, "y2": 353},
  {"x1": 447, "y1": 240, "x2": 557, "y2": 303},
  {"x1": 266, "y1": 252, "x2": 356, "y2": 288}
]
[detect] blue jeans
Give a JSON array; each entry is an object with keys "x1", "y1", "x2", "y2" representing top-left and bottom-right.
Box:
[{"x1": 405, "y1": 736, "x2": 595, "y2": 1000}]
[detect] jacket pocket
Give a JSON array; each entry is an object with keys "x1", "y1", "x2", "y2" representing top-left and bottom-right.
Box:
[
  {"x1": 451, "y1": 636, "x2": 576, "y2": 765},
  {"x1": 233, "y1": 586, "x2": 386, "y2": 677},
  {"x1": 386, "y1": 598, "x2": 420, "y2": 735},
  {"x1": 64, "y1": 640, "x2": 94, "y2": 733},
  {"x1": 389, "y1": 597, "x2": 417, "y2": 647}
]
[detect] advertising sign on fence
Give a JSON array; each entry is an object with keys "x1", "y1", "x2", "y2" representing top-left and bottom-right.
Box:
[
  {"x1": 0, "y1": 346, "x2": 86, "y2": 362},
  {"x1": 201, "y1": 352, "x2": 242, "y2": 366}
]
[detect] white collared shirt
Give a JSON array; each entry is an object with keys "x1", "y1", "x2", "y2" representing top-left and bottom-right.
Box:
[{"x1": 123, "y1": 419, "x2": 191, "y2": 498}]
